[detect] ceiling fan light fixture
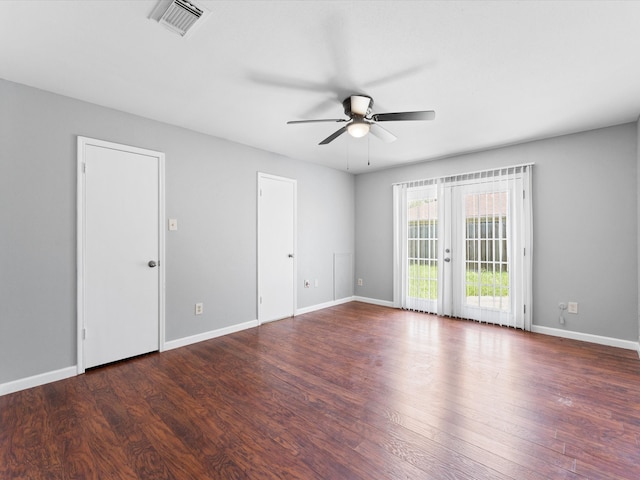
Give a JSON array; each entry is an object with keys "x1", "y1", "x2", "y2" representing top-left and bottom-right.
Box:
[{"x1": 347, "y1": 120, "x2": 370, "y2": 138}]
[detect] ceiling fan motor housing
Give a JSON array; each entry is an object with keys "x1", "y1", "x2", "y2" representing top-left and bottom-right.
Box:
[{"x1": 343, "y1": 95, "x2": 373, "y2": 118}]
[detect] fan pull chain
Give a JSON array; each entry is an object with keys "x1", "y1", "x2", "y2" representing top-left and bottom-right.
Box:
[
  {"x1": 346, "y1": 136, "x2": 350, "y2": 171},
  {"x1": 367, "y1": 134, "x2": 371, "y2": 166}
]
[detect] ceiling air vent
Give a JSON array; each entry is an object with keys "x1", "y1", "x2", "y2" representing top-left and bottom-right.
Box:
[{"x1": 157, "y1": 0, "x2": 206, "y2": 37}]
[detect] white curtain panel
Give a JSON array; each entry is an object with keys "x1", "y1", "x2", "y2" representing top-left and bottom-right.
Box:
[{"x1": 393, "y1": 164, "x2": 533, "y2": 330}]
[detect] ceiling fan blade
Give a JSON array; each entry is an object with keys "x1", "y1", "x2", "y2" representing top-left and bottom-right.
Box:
[
  {"x1": 301, "y1": 97, "x2": 343, "y2": 118},
  {"x1": 319, "y1": 126, "x2": 348, "y2": 145},
  {"x1": 369, "y1": 123, "x2": 397, "y2": 143},
  {"x1": 372, "y1": 110, "x2": 436, "y2": 122},
  {"x1": 247, "y1": 71, "x2": 332, "y2": 93},
  {"x1": 287, "y1": 119, "x2": 347, "y2": 125},
  {"x1": 362, "y1": 63, "x2": 432, "y2": 89}
]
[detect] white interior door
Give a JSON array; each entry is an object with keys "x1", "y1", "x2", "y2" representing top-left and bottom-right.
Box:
[
  {"x1": 78, "y1": 137, "x2": 164, "y2": 371},
  {"x1": 258, "y1": 173, "x2": 296, "y2": 324}
]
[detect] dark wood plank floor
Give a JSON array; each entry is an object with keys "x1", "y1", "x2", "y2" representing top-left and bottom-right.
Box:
[{"x1": 2, "y1": 302, "x2": 640, "y2": 479}]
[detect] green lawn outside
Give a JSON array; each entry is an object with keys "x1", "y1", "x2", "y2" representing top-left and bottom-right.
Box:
[{"x1": 408, "y1": 263, "x2": 509, "y2": 299}]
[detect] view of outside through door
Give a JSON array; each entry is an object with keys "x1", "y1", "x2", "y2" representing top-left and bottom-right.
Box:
[
  {"x1": 463, "y1": 190, "x2": 509, "y2": 311},
  {"x1": 396, "y1": 165, "x2": 531, "y2": 329},
  {"x1": 407, "y1": 187, "x2": 438, "y2": 313},
  {"x1": 407, "y1": 187, "x2": 511, "y2": 316}
]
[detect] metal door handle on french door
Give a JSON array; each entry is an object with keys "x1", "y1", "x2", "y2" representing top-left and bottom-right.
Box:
[
  {"x1": 148, "y1": 260, "x2": 157, "y2": 268},
  {"x1": 444, "y1": 258, "x2": 451, "y2": 262},
  {"x1": 288, "y1": 254, "x2": 295, "y2": 258}
]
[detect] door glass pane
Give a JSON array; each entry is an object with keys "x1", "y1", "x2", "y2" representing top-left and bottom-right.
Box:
[
  {"x1": 464, "y1": 191, "x2": 509, "y2": 311},
  {"x1": 407, "y1": 190, "x2": 438, "y2": 310}
]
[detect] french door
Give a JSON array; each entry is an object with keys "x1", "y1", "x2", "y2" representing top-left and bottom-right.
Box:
[{"x1": 394, "y1": 165, "x2": 532, "y2": 330}]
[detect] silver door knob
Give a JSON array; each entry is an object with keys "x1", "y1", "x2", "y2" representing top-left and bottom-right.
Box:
[{"x1": 148, "y1": 260, "x2": 157, "y2": 268}]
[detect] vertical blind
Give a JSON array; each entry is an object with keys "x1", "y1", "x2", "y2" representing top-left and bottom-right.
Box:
[{"x1": 393, "y1": 164, "x2": 533, "y2": 330}]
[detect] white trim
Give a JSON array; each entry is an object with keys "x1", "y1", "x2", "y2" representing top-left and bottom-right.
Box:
[
  {"x1": 6, "y1": 306, "x2": 639, "y2": 396},
  {"x1": 296, "y1": 297, "x2": 353, "y2": 316},
  {"x1": 0, "y1": 366, "x2": 77, "y2": 397},
  {"x1": 158, "y1": 155, "x2": 166, "y2": 352},
  {"x1": 164, "y1": 320, "x2": 259, "y2": 351},
  {"x1": 77, "y1": 136, "x2": 166, "y2": 373},
  {"x1": 77, "y1": 139, "x2": 85, "y2": 373},
  {"x1": 297, "y1": 297, "x2": 395, "y2": 314},
  {"x1": 355, "y1": 299, "x2": 638, "y2": 351},
  {"x1": 353, "y1": 296, "x2": 395, "y2": 308},
  {"x1": 531, "y1": 325, "x2": 639, "y2": 351}
]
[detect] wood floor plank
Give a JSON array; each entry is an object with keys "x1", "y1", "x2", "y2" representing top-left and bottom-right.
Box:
[
  {"x1": 182, "y1": 340, "x2": 381, "y2": 479},
  {"x1": 0, "y1": 387, "x2": 64, "y2": 478},
  {"x1": 2, "y1": 302, "x2": 640, "y2": 478},
  {"x1": 100, "y1": 357, "x2": 244, "y2": 479}
]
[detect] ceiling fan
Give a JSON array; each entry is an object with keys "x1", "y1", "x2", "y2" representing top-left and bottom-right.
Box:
[{"x1": 287, "y1": 95, "x2": 435, "y2": 145}]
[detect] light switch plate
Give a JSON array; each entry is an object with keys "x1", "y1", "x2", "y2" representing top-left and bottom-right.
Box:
[{"x1": 168, "y1": 218, "x2": 178, "y2": 231}]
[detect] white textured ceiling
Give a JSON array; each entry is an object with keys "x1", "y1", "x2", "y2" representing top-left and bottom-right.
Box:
[{"x1": 2, "y1": 1, "x2": 640, "y2": 173}]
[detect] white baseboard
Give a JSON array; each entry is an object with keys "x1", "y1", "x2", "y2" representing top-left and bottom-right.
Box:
[
  {"x1": 350, "y1": 299, "x2": 640, "y2": 352},
  {"x1": 531, "y1": 325, "x2": 640, "y2": 351},
  {"x1": 295, "y1": 296, "x2": 395, "y2": 315},
  {"x1": 5, "y1": 310, "x2": 636, "y2": 398},
  {"x1": 0, "y1": 366, "x2": 77, "y2": 397},
  {"x1": 353, "y1": 296, "x2": 395, "y2": 308},
  {"x1": 295, "y1": 297, "x2": 354, "y2": 316},
  {"x1": 163, "y1": 319, "x2": 259, "y2": 351}
]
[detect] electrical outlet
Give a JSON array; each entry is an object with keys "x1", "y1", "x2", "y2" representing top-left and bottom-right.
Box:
[
  {"x1": 195, "y1": 302, "x2": 203, "y2": 315},
  {"x1": 314, "y1": 279, "x2": 318, "y2": 287},
  {"x1": 357, "y1": 278, "x2": 363, "y2": 286},
  {"x1": 568, "y1": 302, "x2": 578, "y2": 314}
]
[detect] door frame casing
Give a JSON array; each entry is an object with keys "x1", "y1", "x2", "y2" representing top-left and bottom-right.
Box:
[
  {"x1": 76, "y1": 136, "x2": 166, "y2": 374},
  {"x1": 256, "y1": 172, "x2": 297, "y2": 325}
]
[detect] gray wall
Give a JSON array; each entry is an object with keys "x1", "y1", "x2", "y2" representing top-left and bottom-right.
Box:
[
  {"x1": 1, "y1": 75, "x2": 637, "y2": 387},
  {"x1": 355, "y1": 123, "x2": 638, "y2": 341},
  {"x1": 0, "y1": 79, "x2": 354, "y2": 384}
]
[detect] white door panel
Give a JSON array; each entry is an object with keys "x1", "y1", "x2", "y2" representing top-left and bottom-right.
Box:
[
  {"x1": 79, "y1": 138, "x2": 163, "y2": 370},
  {"x1": 258, "y1": 174, "x2": 296, "y2": 323},
  {"x1": 451, "y1": 181, "x2": 517, "y2": 325}
]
